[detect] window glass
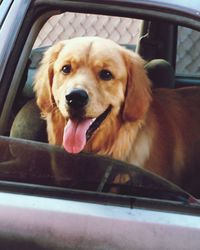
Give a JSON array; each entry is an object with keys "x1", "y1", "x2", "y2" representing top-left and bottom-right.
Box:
[
  {"x1": 33, "y1": 12, "x2": 142, "y2": 49},
  {"x1": 176, "y1": 26, "x2": 200, "y2": 77}
]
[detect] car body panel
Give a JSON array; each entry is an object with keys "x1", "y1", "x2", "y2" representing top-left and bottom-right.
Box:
[
  {"x1": 0, "y1": 192, "x2": 200, "y2": 250},
  {"x1": 0, "y1": 0, "x2": 31, "y2": 80},
  {"x1": 0, "y1": 0, "x2": 13, "y2": 27}
]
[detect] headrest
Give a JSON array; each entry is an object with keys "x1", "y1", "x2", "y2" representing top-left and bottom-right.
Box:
[
  {"x1": 22, "y1": 47, "x2": 48, "y2": 99},
  {"x1": 145, "y1": 59, "x2": 175, "y2": 88}
]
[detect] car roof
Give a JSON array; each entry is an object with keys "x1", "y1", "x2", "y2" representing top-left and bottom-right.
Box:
[
  {"x1": 108, "y1": 0, "x2": 200, "y2": 12},
  {"x1": 26, "y1": 0, "x2": 200, "y2": 31},
  {"x1": 107, "y1": 0, "x2": 200, "y2": 22},
  {"x1": 140, "y1": 0, "x2": 200, "y2": 12}
]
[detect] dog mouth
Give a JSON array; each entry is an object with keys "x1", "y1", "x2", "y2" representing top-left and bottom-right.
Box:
[{"x1": 63, "y1": 105, "x2": 112, "y2": 154}]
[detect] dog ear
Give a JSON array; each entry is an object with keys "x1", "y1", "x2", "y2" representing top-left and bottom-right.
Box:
[
  {"x1": 122, "y1": 49, "x2": 152, "y2": 121},
  {"x1": 34, "y1": 41, "x2": 64, "y2": 114}
]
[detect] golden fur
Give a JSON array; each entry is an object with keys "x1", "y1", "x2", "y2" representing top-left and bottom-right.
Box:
[{"x1": 34, "y1": 36, "x2": 200, "y2": 194}]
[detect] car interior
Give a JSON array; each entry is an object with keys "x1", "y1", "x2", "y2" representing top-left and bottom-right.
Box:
[
  {"x1": 5, "y1": 16, "x2": 197, "y2": 159},
  {"x1": 9, "y1": 19, "x2": 177, "y2": 141}
]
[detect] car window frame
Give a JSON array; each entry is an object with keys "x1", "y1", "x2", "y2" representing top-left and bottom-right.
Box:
[{"x1": 1, "y1": 191, "x2": 200, "y2": 250}]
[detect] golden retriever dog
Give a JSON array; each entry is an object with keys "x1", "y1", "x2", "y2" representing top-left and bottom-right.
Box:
[{"x1": 34, "y1": 36, "x2": 200, "y2": 193}]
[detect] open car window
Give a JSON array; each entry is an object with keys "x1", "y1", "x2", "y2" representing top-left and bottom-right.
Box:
[{"x1": 6, "y1": 11, "x2": 200, "y2": 201}]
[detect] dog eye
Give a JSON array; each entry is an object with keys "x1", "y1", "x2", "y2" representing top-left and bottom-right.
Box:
[
  {"x1": 99, "y1": 69, "x2": 113, "y2": 81},
  {"x1": 62, "y1": 65, "x2": 72, "y2": 74}
]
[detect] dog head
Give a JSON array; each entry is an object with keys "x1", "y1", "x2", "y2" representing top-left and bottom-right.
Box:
[{"x1": 34, "y1": 37, "x2": 152, "y2": 154}]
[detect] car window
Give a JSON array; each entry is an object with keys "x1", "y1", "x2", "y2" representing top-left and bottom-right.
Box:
[
  {"x1": 0, "y1": 0, "x2": 13, "y2": 28},
  {"x1": 0, "y1": 135, "x2": 197, "y2": 206},
  {"x1": 176, "y1": 26, "x2": 200, "y2": 77},
  {"x1": 34, "y1": 12, "x2": 142, "y2": 50},
  {"x1": 2, "y1": 3, "x2": 200, "y2": 213}
]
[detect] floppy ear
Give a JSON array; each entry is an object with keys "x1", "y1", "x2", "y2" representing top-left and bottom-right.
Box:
[
  {"x1": 34, "y1": 41, "x2": 64, "y2": 114},
  {"x1": 122, "y1": 49, "x2": 152, "y2": 121}
]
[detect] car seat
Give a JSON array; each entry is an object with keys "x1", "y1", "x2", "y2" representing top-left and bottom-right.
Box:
[
  {"x1": 145, "y1": 59, "x2": 175, "y2": 88},
  {"x1": 10, "y1": 47, "x2": 175, "y2": 142}
]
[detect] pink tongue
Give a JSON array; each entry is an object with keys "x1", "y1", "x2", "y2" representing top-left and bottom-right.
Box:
[{"x1": 63, "y1": 118, "x2": 93, "y2": 154}]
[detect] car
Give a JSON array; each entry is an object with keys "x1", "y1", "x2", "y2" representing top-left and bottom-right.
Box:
[{"x1": 1, "y1": 0, "x2": 200, "y2": 249}]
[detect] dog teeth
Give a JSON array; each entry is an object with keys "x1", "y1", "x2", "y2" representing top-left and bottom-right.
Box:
[{"x1": 91, "y1": 118, "x2": 96, "y2": 123}]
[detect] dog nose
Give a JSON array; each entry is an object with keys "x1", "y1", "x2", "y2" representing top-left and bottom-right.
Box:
[{"x1": 65, "y1": 89, "x2": 89, "y2": 109}]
